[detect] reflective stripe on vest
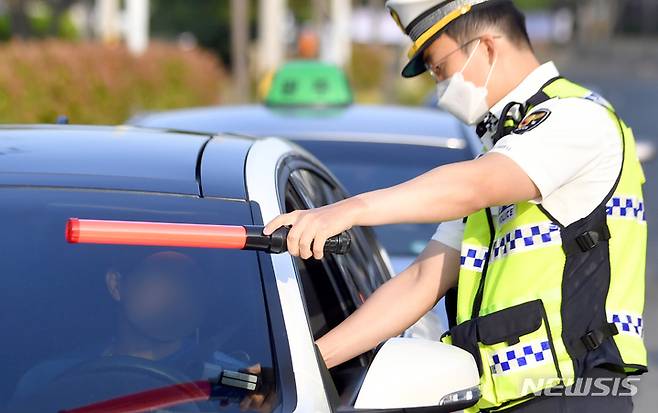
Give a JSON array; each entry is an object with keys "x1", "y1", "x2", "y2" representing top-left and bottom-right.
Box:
[
  {"x1": 491, "y1": 222, "x2": 561, "y2": 261},
  {"x1": 607, "y1": 196, "x2": 645, "y2": 222}
]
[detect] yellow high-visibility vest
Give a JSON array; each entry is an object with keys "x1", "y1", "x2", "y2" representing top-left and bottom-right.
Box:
[{"x1": 442, "y1": 77, "x2": 648, "y2": 411}]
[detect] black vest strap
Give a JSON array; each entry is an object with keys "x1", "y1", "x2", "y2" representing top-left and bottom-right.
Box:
[
  {"x1": 563, "y1": 223, "x2": 611, "y2": 255},
  {"x1": 470, "y1": 208, "x2": 495, "y2": 319},
  {"x1": 526, "y1": 76, "x2": 564, "y2": 108},
  {"x1": 525, "y1": 91, "x2": 549, "y2": 108},
  {"x1": 573, "y1": 322, "x2": 619, "y2": 357},
  {"x1": 445, "y1": 287, "x2": 458, "y2": 329}
]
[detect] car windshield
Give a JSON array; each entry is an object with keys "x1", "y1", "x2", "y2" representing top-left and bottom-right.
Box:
[
  {"x1": 0, "y1": 188, "x2": 278, "y2": 413},
  {"x1": 297, "y1": 140, "x2": 472, "y2": 257}
]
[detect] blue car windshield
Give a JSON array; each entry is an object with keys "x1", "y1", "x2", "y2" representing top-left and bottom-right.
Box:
[
  {"x1": 298, "y1": 140, "x2": 472, "y2": 257},
  {"x1": 0, "y1": 188, "x2": 278, "y2": 413}
]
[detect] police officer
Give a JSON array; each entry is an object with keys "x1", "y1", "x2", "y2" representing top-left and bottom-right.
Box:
[{"x1": 264, "y1": 1, "x2": 648, "y2": 411}]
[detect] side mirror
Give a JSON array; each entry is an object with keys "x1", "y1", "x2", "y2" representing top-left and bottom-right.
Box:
[
  {"x1": 351, "y1": 337, "x2": 480, "y2": 412},
  {"x1": 636, "y1": 139, "x2": 656, "y2": 163}
]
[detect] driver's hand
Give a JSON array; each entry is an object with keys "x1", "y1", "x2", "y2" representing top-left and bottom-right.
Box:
[{"x1": 238, "y1": 364, "x2": 276, "y2": 413}]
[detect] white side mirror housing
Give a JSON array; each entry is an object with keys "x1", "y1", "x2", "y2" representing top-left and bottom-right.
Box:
[{"x1": 354, "y1": 337, "x2": 480, "y2": 411}]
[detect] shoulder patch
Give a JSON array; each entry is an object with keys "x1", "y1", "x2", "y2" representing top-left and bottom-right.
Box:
[{"x1": 514, "y1": 109, "x2": 551, "y2": 134}]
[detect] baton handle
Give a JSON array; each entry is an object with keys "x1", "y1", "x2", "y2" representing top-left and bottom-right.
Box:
[{"x1": 245, "y1": 226, "x2": 351, "y2": 255}]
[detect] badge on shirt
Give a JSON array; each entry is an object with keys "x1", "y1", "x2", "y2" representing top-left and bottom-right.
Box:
[{"x1": 514, "y1": 109, "x2": 551, "y2": 134}]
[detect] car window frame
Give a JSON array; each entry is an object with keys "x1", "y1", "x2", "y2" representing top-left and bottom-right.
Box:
[
  {"x1": 278, "y1": 156, "x2": 390, "y2": 306},
  {"x1": 278, "y1": 155, "x2": 393, "y2": 286},
  {"x1": 287, "y1": 169, "x2": 389, "y2": 298}
]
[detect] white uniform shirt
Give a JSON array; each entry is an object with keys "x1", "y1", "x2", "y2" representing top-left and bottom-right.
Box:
[{"x1": 433, "y1": 62, "x2": 623, "y2": 251}]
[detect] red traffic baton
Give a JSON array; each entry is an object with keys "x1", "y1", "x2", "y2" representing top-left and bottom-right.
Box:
[{"x1": 65, "y1": 218, "x2": 351, "y2": 255}]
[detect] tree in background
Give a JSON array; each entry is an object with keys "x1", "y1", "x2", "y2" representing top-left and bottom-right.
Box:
[
  {"x1": 6, "y1": 0, "x2": 30, "y2": 38},
  {"x1": 150, "y1": 0, "x2": 260, "y2": 67},
  {"x1": 48, "y1": 0, "x2": 81, "y2": 35},
  {"x1": 4, "y1": 0, "x2": 83, "y2": 39}
]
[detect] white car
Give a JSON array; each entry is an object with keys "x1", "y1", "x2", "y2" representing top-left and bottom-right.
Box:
[{"x1": 0, "y1": 126, "x2": 480, "y2": 413}]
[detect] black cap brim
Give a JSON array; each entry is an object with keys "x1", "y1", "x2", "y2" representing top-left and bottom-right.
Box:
[{"x1": 401, "y1": 28, "x2": 446, "y2": 78}]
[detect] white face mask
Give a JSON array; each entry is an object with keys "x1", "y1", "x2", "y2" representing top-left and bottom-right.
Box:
[{"x1": 436, "y1": 39, "x2": 497, "y2": 125}]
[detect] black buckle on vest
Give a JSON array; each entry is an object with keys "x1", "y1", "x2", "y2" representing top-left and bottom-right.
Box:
[
  {"x1": 574, "y1": 226, "x2": 611, "y2": 252},
  {"x1": 575, "y1": 231, "x2": 600, "y2": 252},
  {"x1": 581, "y1": 330, "x2": 604, "y2": 351},
  {"x1": 580, "y1": 323, "x2": 619, "y2": 352}
]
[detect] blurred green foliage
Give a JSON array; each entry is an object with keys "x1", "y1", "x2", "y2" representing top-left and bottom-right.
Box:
[
  {"x1": 57, "y1": 15, "x2": 78, "y2": 40},
  {"x1": 515, "y1": 0, "x2": 552, "y2": 10},
  {"x1": 288, "y1": 0, "x2": 312, "y2": 20},
  {"x1": 1, "y1": 1, "x2": 80, "y2": 40},
  {"x1": 29, "y1": 14, "x2": 52, "y2": 37},
  {"x1": 0, "y1": 15, "x2": 10, "y2": 41},
  {"x1": 0, "y1": 41, "x2": 225, "y2": 124}
]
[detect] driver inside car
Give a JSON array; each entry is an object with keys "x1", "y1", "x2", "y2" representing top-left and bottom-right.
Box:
[
  {"x1": 103, "y1": 250, "x2": 207, "y2": 363},
  {"x1": 9, "y1": 251, "x2": 266, "y2": 411}
]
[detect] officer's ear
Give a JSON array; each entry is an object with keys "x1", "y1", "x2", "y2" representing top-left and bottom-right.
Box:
[{"x1": 480, "y1": 34, "x2": 499, "y2": 66}]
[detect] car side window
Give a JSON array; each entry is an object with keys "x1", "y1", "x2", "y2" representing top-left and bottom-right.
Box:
[
  {"x1": 289, "y1": 170, "x2": 392, "y2": 297},
  {"x1": 0, "y1": 188, "x2": 278, "y2": 413},
  {"x1": 284, "y1": 182, "x2": 358, "y2": 341}
]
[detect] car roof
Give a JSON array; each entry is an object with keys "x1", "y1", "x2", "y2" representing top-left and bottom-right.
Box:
[
  {"x1": 130, "y1": 104, "x2": 468, "y2": 144},
  {"x1": 0, "y1": 125, "x2": 254, "y2": 198}
]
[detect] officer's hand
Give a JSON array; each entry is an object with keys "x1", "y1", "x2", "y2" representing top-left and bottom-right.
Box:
[{"x1": 264, "y1": 199, "x2": 360, "y2": 260}]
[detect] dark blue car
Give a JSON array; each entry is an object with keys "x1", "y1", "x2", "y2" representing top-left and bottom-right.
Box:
[{"x1": 0, "y1": 125, "x2": 480, "y2": 413}]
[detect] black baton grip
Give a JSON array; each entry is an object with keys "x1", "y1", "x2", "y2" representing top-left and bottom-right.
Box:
[
  {"x1": 244, "y1": 226, "x2": 351, "y2": 255},
  {"x1": 320, "y1": 232, "x2": 351, "y2": 255}
]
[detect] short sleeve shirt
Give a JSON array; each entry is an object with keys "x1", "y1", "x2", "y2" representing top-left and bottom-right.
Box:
[{"x1": 432, "y1": 62, "x2": 623, "y2": 251}]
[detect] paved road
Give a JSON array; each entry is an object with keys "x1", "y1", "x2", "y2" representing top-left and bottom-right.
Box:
[{"x1": 551, "y1": 40, "x2": 658, "y2": 412}]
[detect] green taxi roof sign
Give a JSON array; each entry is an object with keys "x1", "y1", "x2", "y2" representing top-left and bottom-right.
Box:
[{"x1": 264, "y1": 61, "x2": 353, "y2": 108}]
